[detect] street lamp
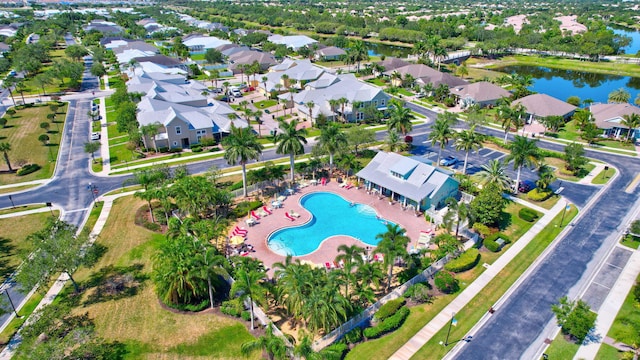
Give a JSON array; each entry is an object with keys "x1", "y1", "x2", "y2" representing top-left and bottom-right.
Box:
[
  {"x1": 2, "y1": 289, "x2": 21, "y2": 318},
  {"x1": 560, "y1": 202, "x2": 571, "y2": 227},
  {"x1": 8, "y1": 195, "x2": 15, "y2": 208},
  {"x1": 87, "y1": 182, "x2": 98, "y2": 207},
  {"x1": 442, "y1": 312, "x2": 456, "y2": 346}
]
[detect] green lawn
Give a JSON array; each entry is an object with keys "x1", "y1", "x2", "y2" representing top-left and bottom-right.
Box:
[
  {"x1": 190, "y1": 53, "x2": 205, "y2": 61},
  {"x1": 366, "y1": 78, "x2": 387, "y2": 87},
  {"x1": 348, "y1": 203, "x2": 548, "y2": 359},
  {"x1": 620, "y1": 235, "x2": 640, "y2": 249},
  {"x1": 0, "y1": 292, "x2": 44, "y2": 344},
  {"x1": 607, "y1": 274, "x2": 640, "y2": 351},
  {"x1": 109, "y1": 150, "x2": 226, "y2": 171},
  {"x1": 91, "y1": 158, "x2": 103, "y2": 173},
  {"x1": 0, "y1": 103, "x2": 68, "y2": 185},
  {"x1": 254, "y1": 99, "x2": 278, "y2": 109},
  {"x1": 592, "y1": 167, "x2": 616, "y2": 185},
  {"x1": 595, "y1": 343, "x2": 625, "y2": 359},
  {"x1": 485, "y1": 55, "x2": 640, "y2": 78},
  {"x1": 108, "y1": 143, "x2": 139, "y2": 164},
  {"x1": 107, "y1": 124, "x2": 129, "y2": 140},
  {"x1": 108, "y1": 135, "x2": 129, "y2": 146},
  {"x1": 544, "y1": 332, "x2": 580, "y2": 359},
  {"x1": 515, "y1": 193, "x2": 560, "y2": 210},
  {"x1": 0, "y1": 204, "x2": 45, "y2": 216},
  {"x1": 396, "y1": 88, "x2": 414, "y2": 97}
]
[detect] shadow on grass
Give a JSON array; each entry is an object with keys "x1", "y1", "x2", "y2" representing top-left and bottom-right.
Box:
[
  {"x1": 0, "y1": 237, "x2": 16, "y2": 281},
  {"x1": 81, "y1": 264, "x2": 148, "y2": 306},
  {"x1": 497, "y1": 210, "x2": 513, "y2": 231}
]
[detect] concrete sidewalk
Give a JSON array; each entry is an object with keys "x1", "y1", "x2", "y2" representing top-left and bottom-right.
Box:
[
  {"x1": 579, "y1": 162, "x2": 607, "y2": 185},
  {"x1": 389, "y1": 200, "x2": 566, "y2": 360},
  {"x1": 573, "y1": 247, "x2": 640, "y2": 360}
]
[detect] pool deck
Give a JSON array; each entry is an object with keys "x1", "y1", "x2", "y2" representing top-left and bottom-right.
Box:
[{"x1": 238, "y1": 180, "x2": 432, "y2": 276}]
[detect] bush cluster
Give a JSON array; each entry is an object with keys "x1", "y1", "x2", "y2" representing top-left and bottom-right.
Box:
[
  {"x1": 538, "y1": 148, "x2": 564, "y2": 159},
  {"x1": 231, "y1": 200, "x2": 263, "y2": 218},
  {"x1": 404, "y1": 283, "x2": 433, "y2": 304},
  {"x1": 434, "y1": 271, "x2": 459, "y2": 294},
  {"x1": 519, "y1": 208, "x2": 540, "y2": 222},
  {"x1": 221, "y1": 299, "x2": 243, "y2": 317},
  {"x1": 228, "y1": 180, "x2": 244, "y2": 192},
  {"x1": 527, "y1": 188, "x2": 552, "y2": 201},
  {"x1": 190, "y1": 144, "x2": 203, "y2": 153},
  {"x1": 444, "y1": 248, "x2": 481, "y2": 273},
  {"x1": 168, "y1": 147, "x2": 182, "y2": 153},
  {"x1": 16, "y1": 163, "x2": 41, "y2": 176},
  {"x1": 374, "y1": 298, "x2": 405, "y2": 322},
  {"x1": 157, "y1": 146, "x2": 169, "y2": 153},
  {"x1": 363, "y1": 306, "x2": 410, "y2": 339},
  {"x1": 200, "y1": 137, "x2": 217, "y2": 147},
  {"x1": 343, "y1": 327, "x2": 363, "y2": 344},
  {"x1": 484, "y1": 233, "x2": 511, "y2": 252}
]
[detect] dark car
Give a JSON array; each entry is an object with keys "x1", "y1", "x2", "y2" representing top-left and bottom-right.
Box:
[{"x1": 518, "y1": 180, "x2": 536, "y2": 193}]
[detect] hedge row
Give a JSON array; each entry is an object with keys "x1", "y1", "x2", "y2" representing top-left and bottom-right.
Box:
[
  {"x1": 444, "y1": 248, "x2": 481, "y2": 273},
  {"x1": 17, "y1": 163, "x2": 41, "y2": 176},
  {"x1": 363, "y1": 306, "x2": 410, "y2": 339},
  {"x1": 231, "y1": 200, "x2": 263, "y2": 218},
  {"x1": 518, "y1": 207, "x2": 540, "y2": 222},
  {"x1": 343, "y1": 327, "x2": 363, "y2": 344},
  {"x1": 484, "y1": 233, "x2": 511, "y2": 252},
  {"x1": 374, "y1": 298, "x2": 405, "y2": 322},
  {"x1": 434, "y1": 271, "x2": 459, "y2": 293},
  {"x1": 527, "y1": 188, "x2": 553, "y2": 202}
]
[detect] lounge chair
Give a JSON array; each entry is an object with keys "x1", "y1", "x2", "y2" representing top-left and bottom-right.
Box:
[
  {"x1": 285, "y1": 212, "x2": 295, "y2": 221},
  {"x1": 339, "y1": 182, "x2": 347, "y2": 188},
  {"x1": 262, "y1": 206, "x2": 273, "y2": 215},
  {"x1": 234, "y1": 226, "x2": 248, "y2": 235},
  {"x1": 324, "y1": 262, "x2": 332, "y2": 270},
  {"x1": 232, "y1": 230, "x2": 247, "y2": 238},
  {"x1": 289, "y1": 210, "x2": 301, "y2": 218},
  {"x1": 251, "y1": 210, "x2": 261, "y2": 220},
  {"x1": 258, "y1": 208, "x2": 269, "y2": 217},
  {"x1": 344, "y1": 183, "x2": 353, "y2": 190}
]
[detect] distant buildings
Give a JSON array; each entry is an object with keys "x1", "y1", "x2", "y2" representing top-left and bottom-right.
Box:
[
  {"x1": 83, "y1": 20, "x2": 124, "y2": 35},
  {"x1": 590, "y1": 103, "x2": 640, "y2": 140},
  {"x1": 450, "y1": 81, "x2": 511, "y2": 108},
  {"x1": 267, "y1": 34, "x2": 318, "y2": 51},
  {"x1": 384, "y1": 64, "x2": 468, "y2": 88}
]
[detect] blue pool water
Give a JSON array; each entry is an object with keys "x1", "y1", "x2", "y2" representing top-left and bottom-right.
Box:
[{"x1": 267, "y1": 192, "x2": 393, "y2": 256}]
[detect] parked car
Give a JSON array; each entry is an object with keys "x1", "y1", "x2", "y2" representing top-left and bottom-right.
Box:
[
  {"x1": 439, "y1": 156, "x2": 458, "y2": 166},
  {"x1": 91, "y1": 132, "x2": 101, "y2": 141},
  {"x1": 518, "y1": 180, "x2": 536, "y2": 193},
  {"x1": 231, "y1": 90, "x2": 242, "y2": 98},
  {"x1": 212, "y1": 87, "x2": 223, "y2": 94}
]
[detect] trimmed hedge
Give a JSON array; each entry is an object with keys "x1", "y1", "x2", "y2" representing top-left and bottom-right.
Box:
[
  {"x1": 519, "y1": 207, "x2": 540, "y2": 222},
  {"x1": 16, "y1": 163, "x2": 41, "y2": 176},
  {"x1": 221, "y1": 299, "x2": 243, "y2": 317},
  {"x1": 363, "y1": 306, "x2": 410, "y2": 339},
  {"x1": 434, "y1": 271, "x2": 460, "y2": 294},
  {"x1": 444, "y1": 248, "x2": 481, "y2": 273},
  {"x1": 527, "y1": 188, "x2": 552, "y2": 201},
  {"x1": 374, "y1": 298, "x2": 405, "y2": 322},
  {"x1": 228, "y1": 180, "x2": 244, "y2": 192},
  {"x1": 344, "y1": 327, "x2": 363, "y2": 344},
  {"x1": 231, "y1": 200, "x2": 263, "y2": 219},
  {"x1": 484, "y1": 233, "x2": 511, "y2": 252}
]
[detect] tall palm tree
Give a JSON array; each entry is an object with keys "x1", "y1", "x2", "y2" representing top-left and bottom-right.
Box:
[
  {"x1": 572, "y1": 109, "x2": 593, "y2": 131},
  {"x1": 338, "y1": 97, "x2": 349, "y2": 122},
  {"x1": 262, "y1": 75, "x2": 269, "y2": 93},
  {"x1": 303, "y1": 283, "x2": 350, "y2": 335},
  {"x1": 335, "y1": 244, "x2": 364, "y2": 298},
  {"x1": 474, "y1": 159, "x2": 512, "y2": 191},
  {"x1": 328, "y1": 99, "x2": 340, "y2": 122},
  {"x1": 608, "y1": 88, "x2": 631, "y2": 104},
  {"x1": 273, "y1": 259, "x2": 312, "y2": 320},
  {"x1": 337, "y1": 153, "x2": 361, "y2": 177},
  {"x1": 621, "y1": 113, "x2": 640, "y2": 141},
  {"x1": 505, "y1": 135, "x2": 540, "y2": 192},
  {"x1": 231, "y1": 269, "x2": 266, "y2": 330},
  {"x1": 222, "y1": 125, "x2": 263, "y2": 197},
  {"x1": 387, "y1": 100, "x2": 413, "y2": 135},
  {"x1": 209, "y1": 69, "x2": 220, "y2": 89},
  {"x1": 241, "y1": 323, "x2": 288, "y2": 360},
  {"x1": 140, "y1": 123, "x2": 160, "y2": 152},
  {"x1": 443, "y1": 197, "x2": 473, "y2": 238},
  {"x1": 375, "y1": 223, "x2": 410, "y2": 291},
  {"x1": 536, "y1": 163, "x2": 556, "y2": 190},
  {"x1": 0, "y1": 142, "x2": 13, "y2": 172},
  {"x1": 274, "y1": 119, "x2": 307, "y2": 182},
  {"x1": 349, "y1": 40, "x2": 368, "y2": 73},
  {"x1": 317, "y1": 122, "x2": 348, "y2": 173},
  {"x1": 454, "y1": 127, "x2": 485, "y2": 174},
  {"x1": 356, "y1": 261, "x2": 384, "y2": 291},
  {"x1": 305, "y1": 100, "x2": 315, "y2": 124},
  {"x1": 385, "y1": 129, "x2": 403, "y2": 152},
  {"x1": 429, "y1": 117, "x2": 455, "y2": 167}
]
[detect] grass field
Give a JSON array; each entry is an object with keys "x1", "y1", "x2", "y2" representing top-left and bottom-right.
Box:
[
  {"x1": 0, "y1": 211, "x2": 58, "y2": 283},
  {"x1": 254, "y1": 99, "x2": 278, "y2": 109},
  {"x1": 544, "y1": 332, "x2": 580, "y2": 359},
  {"x1": 69, "y1": 196, "x2": 260, "y2": 359},
  {"x1": 0, "y1": 103, "x2": 68, "y2": 185},
  {"x1": 595, "y1": 343, "x2": 625, "y2": 359},
  {"x1": 347, "y1": 203, "x2": 546, "y2": 359},
  {"x1": 592, "y1": 167, "x2": 616, "y2": 185},
  {"x1": 481, "y1": 55, "x2": 640, "y2": 78},
  {"x1": 608, "y1": 274, "x2": 640, "y2": 347}
]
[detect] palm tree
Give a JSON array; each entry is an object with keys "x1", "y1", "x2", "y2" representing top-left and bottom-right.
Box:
[
  {"x1": 328, "y1": 99, "x2": 340, "y2": 122},
  {"x1": 385, "y1": 129, "x2": 403, "y2": 152},
  {"x1": 274, "y1": 119, "x2": 307, "y2": 182},
  {"x1": 2, "y1": 76, "x2": 16, "y2": 106},
  {"x1": 505, "y1": 135, "x2": 540, "y2": 193},
  {"x1": 338, "y1": 97, "x2": 349, "y2": 122},
  {"x1": 241, "y1": 323, "x2": 288, "y2": 360},
  {"x1": 387, "y1": 100, "x2": 413, "y2": 135},
  {"x1": 273, "y1": 259, "x2": 311, "y2": 320},
  {"x1": 608, "y1": 88, "x2": 631, "y2": 104},
  {"x1": 536, "y1": 163, "x2": 556, "y2": 190},
  {"x1": 390, "y1": 71, "x2": 403, "y2": 87},
  {"x1": 335, "y1": 244, "x2": 364, "y2": 298},
  {"x1": 222, "y1": 125, "x2": 263, "y2": 197},
  {"x1": 231, "y1": 269, "x2": 266, "y2": 330},
  {"x1": 194, "y1": 246, "x2": 228, "y2": 309},
  {"x1": 317, "y1": 122, "x2": 348, "y2": 173},
  {"x1": 209, "y1": 69, "x2": 220, "y2": 89},
  {"x1": 140, "y1": 123, "x2": 160, "y2": 152},
  {"x1": 305, "y1": 100, "x2": 315, "y2": 124},
  {"x1": 429, "y1": 117, "x2": 455, "y2": 167},
  {"x1": 0, "y1": 142, "x2": 13, "y2": 172},
  {"x1": 621, "y1": 113, "x2": 640, "y2": 141},
  {"x1": 262, "y1": 75, "x2": 269, "y2": 93},
  {"x1": 294, "y1": 334, "x2": 322, "y2": 360},
  {"x1": 356, "y1": 261, "x2": 384, "y2": 291},
  {"x1": 454, "y1": 127, "x2": 484, "y2": 174},
  {"x1": 572, "y1": 109, "x2": 593, "y2": 131},
  {"x1": 443, "y1": 197, "x2": 473, "y2": 238},
  {"x1": 349, "y1": 40, "x2": 368, "y2": 73},
  {"x1": 375, "y1": 223, "x2": 410, "y2": 291},
  {"x1": 474, "y1": 159, "x2": 511, "y2": 191},
  {"x1": 337, "y1": 153, "x2": 361, "y2": 178}
]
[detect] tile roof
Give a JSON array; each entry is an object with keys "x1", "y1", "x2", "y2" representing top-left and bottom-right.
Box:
[
  {"x1": 449, "y1": 81, "x2": 511, "y2": 102},
  {"x1": 590, "y1": 103, "x2": 640, "y2": 129},
  {"x1": 512, "y1": 93, "x2": 577, "y2": 117}
]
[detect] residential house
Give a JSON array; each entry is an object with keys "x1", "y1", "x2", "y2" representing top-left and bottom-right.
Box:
[
  {"x1": 449, "y1": 81, "x2": 511, "y2": 108},
  {"x1": 292, "y1": 72, "x2": 391, "y2": 123},
  {"x1": 128, "y1": 73, "x2": 246, "y2": 149},
  {"x1": 228, "y1": 50, "x2": 278, "y2": 74},
  {"x1": 376, "y1": 57, "x2": 409, "y2": 73},
  {"x1": 262, "y1": 59, "x2": 326, "y2": 94},
  {"x1": 314, "y1": 46, "x2": 346, "y2": 61},
  {"x1": 83, "y1": 20, "x2": 124, "y2": 35},
  {"x1": 132, "y1": 55, "x2": 189, "y2": 75},
  {"x1": 384, "y1": 64, "x2": 468, "y2": 88},
  {"x1": 183, "y1": 35, "x2": 231, "y2": 54},
  {"x1": 267, "y1": 34, "x2": 317, "y2": 51},
  {"x1": 0, "y1": 42, "x2": 10, "y2": 56},
  {"x1": 590, "y1": 103, "x2": 640, "y2": 140},
  {"x1": 511, "y1": 93, "x2": 576, "y2": 122},
  {"x1": 356, "y1": 151, "x2": 460, "y2": 210},
  {"x1": 0, "y1": 24, "x2": 19, "y2": 38}
]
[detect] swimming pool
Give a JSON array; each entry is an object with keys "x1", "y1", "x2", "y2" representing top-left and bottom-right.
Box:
[{"x1": 267, "y1": 192, "x2": 393, "y2": 256}]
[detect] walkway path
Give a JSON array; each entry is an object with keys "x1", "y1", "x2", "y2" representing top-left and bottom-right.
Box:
[
  {"x1": 389, "y1": 200, "x2": 566, "y2": 360},
  {"x1": 573, "y1": 247, "x2": 640, "y2": 360},
  {"x1": 579, "y1": 162, "x2": 607, "y2": 185}
]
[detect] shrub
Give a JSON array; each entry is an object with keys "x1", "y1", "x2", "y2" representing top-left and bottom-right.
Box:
[
  {"x1": 363, "y1": 306, "x2": 410, "y2": 339},
  {"x1": 200, "y1": 137, "x2": 217, "y2": 147},
  {"x1": 484, "y1": 233, "x2": 510, "y2": 252},
  {"x1": 472, "y1": 223, "x2": 491, "y2": 238},
  {"x1": 231, "y1": 200, "x2": 263, "y2": 218},
  {"x1": 404, "y1": 283, "x2": 433, "y2": 304},
  {"x1": 5, "y1": 109, "x2": 15, "y2": 116},
  {"x1": 221, "y1": 299, "x2": 243, "y2": 317},
  {"x1": 143, "y1": 221, "x2": 161, "y2": 232},
  {"x1": 228, "y1": 180, "x2": 243, "y2": 192},
  {"x1": 321, "y1": 342, "x2": 348, "y2": 359},
  {"x1": 559, "y1": 167, "x2": 575, "y2": 176},
  {"x1": 168, "y1": 147, "x2": 183, "y2": 153},
  {"x1": 157, "y1": 147, "x2": 169, "y2": 153},
  {"x1": 519, "y1": 208, "x2": 540, "y2": 222},
  {"x1": 445, "y1": 248, "x2": 481, "y2": 273},
  {"x1": 191, "y1": 147, "x2": 203, "y2": 153},
  {"x1": 527, "y1": 188, "x2": 552, "y2": 202},
  {"x1": 538, "y1": 148, "x2": 564, "y2": 159},
  {"x1": 344, "y1": 327, "x2": 363, "y2": 344},
  {"x1": 374, "y1": 298, "x2": 405, "y2": 322},
  {"x1": 434, "y1": 271, "x2": 459, "y2": 294},
  {"x1": 16, "y1": 163, "x2": 41, "y2": 176},
  {"x1": 241, "y1": 311, "x2": 251, "y2": 321}
]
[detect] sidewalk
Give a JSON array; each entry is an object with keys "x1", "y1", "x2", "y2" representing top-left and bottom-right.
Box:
[
  {"x1": 579, "y1": 162, "x2": 607, "y2": 185},
  {"x1": 573, "y1": 247, "x2": 640, "y2": 360},
  {"x1": 389, "y1": 200, "x2": 566, "y2": 360}
]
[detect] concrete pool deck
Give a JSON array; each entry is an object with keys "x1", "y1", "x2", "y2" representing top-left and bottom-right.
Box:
[{"x1": 237, "y1": 180, "x2": 432, "y2": 275}]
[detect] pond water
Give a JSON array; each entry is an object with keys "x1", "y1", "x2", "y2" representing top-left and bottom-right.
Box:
[
  {"x1": 496, "y1": 65, "x2": 640, "y2": 104},
  {"x1": 364, "y1": 41, "x2": 412, "y2": 58},
  {"x1": 611, "y1": 26, "x2": 640, "y2": 56}
]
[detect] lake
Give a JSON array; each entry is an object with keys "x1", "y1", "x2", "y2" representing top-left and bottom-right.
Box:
[
  {"x1": 611, "y1": 26, "x2": 640, "y2": 56},
  {"x1": 496, "y1": 65, "x2": 640, "y2": 104},
  {"x1": 364, "y1": 41, "x2": 412, "y2": 58}
]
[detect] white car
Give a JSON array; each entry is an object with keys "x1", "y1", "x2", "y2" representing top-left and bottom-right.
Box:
[
  {"x1": 439, "y1": 156, "x2": 458, "y2": 166},
  {"x1": 91, "y1": 132, "x2": 101, "y2": 141}
]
